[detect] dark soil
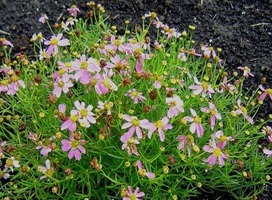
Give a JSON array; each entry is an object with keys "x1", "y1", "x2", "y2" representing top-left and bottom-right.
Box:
[{"x1": 0, "y1": 0, "x2": 272, "y2": 199}]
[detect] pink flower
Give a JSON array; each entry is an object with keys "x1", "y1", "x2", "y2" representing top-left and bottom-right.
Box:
[
  {"x1": 121, "y1": 115, "x2": 149, "y2": 139},
  {"x1": 185, "y1": 109, "x2": 204, "y2": 137},
  {"x1": 94, "y1": 73, "x2": 118, "y2": 95},
  {"x1": 201, "y1": 102, "x2": 221, "y2": 130},
  {"x1": 39, "y1": 14, "x2": 48, "y2": 24},
  {"x1": 125, "y1": 89, "x2": 146, "y2": 104},
  {"x1": 237, "y1": 66, "x2": 254, "y2": 77},
  {"x1": 166, "y1": 96, "x2": 184, "y2": 118},
  {"x1": 36, "y1": 137, "x2": 55, "y2": 156},
  {"x1": 44, "y1": 33, "x2": 69, "y2": 56},
  {"x1": 143, "y1": 116, "x2": 172, "y2": 142},
  {"x1": 259, "y1": 85, "x2": 272, "y2": 101},
  {"x1": 263, "y1": 149, "x2": 272, "y2": 158},
  {"x1": 61, "y1": 111, "x2": 79, "y2": 132},
  {"x1": 53, "y1": 74, "x2": 73, "y2": 98},
  {"x1": 123, "y1": 186, "x2": 145, "y2": 200},
  {"x1": 189, "y1": 77, "x2": 215, "y2": 98},
  {"x1": 232, "y1": 99, "x2": 254, "y2": 124},
  {"x1": 67, "y1": 5, "x2": 80, "y2": 17},
  {"x1": 5, "y1": 156, "x2": 20, "y2": 172},
  {"x1": 136, "y1": 160, "x2": 155, "y2": 179},
  {"x1": 0, "y1": 140, "x2": 6, "y2": 158},
  {"x1": 176, "y1": 134, "x2": 195, "y2": 157},
  {"x1": 212, "y1": 130, "x2": 233, "y2": 149},
  {"x1": 219, "y1": 77, "x2": 237, "y2": 94},
  {"x1": 0, "y1": 38, "x2": 14, "y2": 47},
  {"x1": 73, "y1": 100, "x2": 96, "y2": 128},
  {"x1": 203, "y1": 138, "x2": 228, "y2": 166},
  {"x1": 0, "y1": 168, "x2": 10, "y2": 179},
  {"x1": 38, "y1": 159, "x2": 54, "y2": 180},
  {"x1": 61, "y1": 133, "x2": 86, "y2": 160},
  {"x1": 120, "y1": 135, "x2": 140, "y2": 156}
]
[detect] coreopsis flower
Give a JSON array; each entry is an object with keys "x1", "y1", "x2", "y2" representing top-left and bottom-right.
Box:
[
  {"x1": 237, "y1": 66, "x2": 254, "y2": 77},
  {"x1": 72, "y1": 100, "x2": 96, "y2": 128},
  {"x1": 219, "y1": 77, "x2": 237, "y2": 94},
  {"x1": 203, "y1": 138, "x2": 228, "y2": 166},
  {"x1": 38, "y1": 159, "x2": 54, "y2": 180},
  {"x1": 30, "y1": 33, "x2": 45, "y2": 42},
  {"x1": 185, "y1": 109, "x2": 204, "y2": 137},
  {"x1": 94, "y1": 73, "x2": 118, "y2": 95},
  {"x1": 97, "y1": 101, "x2": 113, "y2": 115},
  {"x1": 189, "y1": 77, "x2": 215, "y2": 98},
  {"x1": 200, "y1": 102, "x2": 222, "y2": 130},
  {"x1": 143, "y1": 116, "x2": 172, "y2": 142},
  {"x1": 165, "y1": 95, "x2": 184, "y2": 118},
  {"x1": 39, "y1": 14, "x2": 48, "y2": 24},
  {"x1": 136, "y1": 160, "x2": 155, "y2": 179},
  {"x1": 0, "y1": 140, "x2": 6, "y2": 158},
  {"x1": 232, "y1": 99, "x2": 254, "y2": 124},
  {"x1": 263, "y1": 148, "x2": 272, "y2": 158},
  {"x1": 122, "y1": 186, "x2": 145, "y2": 200},
  {"x1": 125, "y1": 89, "x2": 146, "y2": 104},
  {"x1": 5, "y1": 156, "x2": 20, "y2": 172},
  {"x1": 121, "y1": 115, "x2": 149, "y2": 139},
  {"x1": 0, "y1": 38, "x2": 14, "y2": 47},
  {"x1": 67, "y1": 5, "x2": 80, "y2": 17},
  {"x1": 35, "y1": 137, "x2": 55, "y2": 156},
  {"x1": 39, "y1": 49, "x2": 49, "y2": 60},
  {"x1": 120, "y1": 135, "x2": 140, "y2": 156},
  {"x1": 259, "y1": 85, "x2": 272, "y2": 101},
  {"x1": 61, "y1": 133, "x2": 86, "y2": 160},
  {"x1": 44, "y1": 33, "x2": 69, "y2": 56},
  {"x1": 53, "y1": 74, "x2": 74, "y2": 98},
  {"x1": 176, "y1": 134, "x2": 195, "y2": 157},
  {"x1": 0, "y1": 168, "x2": 10, "y2": 179},
  {"x1": 212, "y1": 130, "x2": 233, "y2": 149}
]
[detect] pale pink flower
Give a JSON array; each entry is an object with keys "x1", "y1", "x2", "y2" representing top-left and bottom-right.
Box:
[
  {"x1": 143, "y1": 117, "x2": 172, "y2": 142},
  {"x1": 67, "y1": 5, "x2": 80, "y2": 17},
  {"x1": 185, "y1": 109, "x2": 204, "y2": 137},
  {"x1": 166, "y1": 96, "x2": 184, "y2": 118},
  {"x1": 232, "y1": 99, "x2": 254, "y2": 124},
  {"x1": 263, "y1": 149, "x2": 272, "y2": 158},
  {"x1": 201, "y1": 102, "x2": 221, "y2": 130},
  {"x1": 39, "y1": 14, "x2": 48, "y2": 24},
  {"x1": 120, "y1": 135, "x2": 140, "y2": 156},
  {"x1": 38, "y1": 159, "x2": 54, "y2": 180},
  {"x1": 44, "y1": 33, "x2": 69, "y2": 56},
  {"x1": 203, "y1": 138, "x2": 228, "y2": 167},
  {"x1": 61, "y1": 133, "x2": 86, "y2": 160},
  {"x1": 0, "y1": 140, "x2": 6, "y2": 158},
  {"x1": 61, "y1": 112, "x2": 79, "y2": 132},
  {"x1": 123, "y1": 186, "x2": 145, "y2": 200},
  {"x1": 53, "y1": 74, "x2": 73, "y2": 98},
  {"x1": 136, "y1": 160, "x2": 155, "y2": 179},
  {"x1": 65, "y1": 17, "x2": 78, "y2": 27},
  {"x1": 153, "y1": 80, "x2": 162, "y2": 89},
  {"x1": 259, "y1": 85, "x2": 272, "y2": 101},
  {"x1": 125, "y1": 89, "x2": 146, "y2": 104},
  {"x1": 0, "y1": 38, "x2": 14, "y2": 47},
  {"x1": 176, "y1": 134, "x2": 195, "y2": 157},
  {"x1": 5, "y1": 156, "x2": 20, "y2": 172},
  {"x1": 30, "y1": 32, "x2": 45, "y2": 42},
  {"x1": 94, "y1": 73, "x2": 118, "y2": 95},
  {"x1": 237, "y1": 66, "x2": 254, "y2": 77},
  {"x1": 219, "y1": 77, "x2": 236, "y2": 94},
  {"x1": 73, "y1": 100, "x2": 96, "y2": 128},
  {"x1": 0, "y1": 168, "x2": 10, "y2": 179},
  {"x1": 36, "y1": 138, "x2": 54, "y2": 156},
  {"x1": 121, "y1": 115, "x2": 149, "y2": 139},
  {"x1": 189, "y1": 77, "x2": 215, "y2": 98},
  {"x1": 212, "y1": 130, "x2": 233, "y2": 149}
]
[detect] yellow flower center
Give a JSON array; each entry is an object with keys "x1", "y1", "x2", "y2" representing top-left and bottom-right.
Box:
[
  {"x1": 220, "y1": 135, "x2": 227, "y2": 142},
  {"x1": 155, "y1": 120, "x2": 163, "y2": 128},
  {"x1": 65, "y1": 62, "x2": 72, "y2": 68},
  {"x1": 58, "y1": 81, "x2": 64, "y2": 87},
  {"x1": 130, "y1": 194, "x2": 137, "y2": 200},
  {"x1": 6, "y1": 158, "x2": 13, "y2": 166},
  {"x1": 114, "y1": 39, "x2": 122, "y2": 46},
  {"x1": 138, "y1": 168, "x2": 147, "y2": 177},
  {"x1": 71, "y1": 140, "x2": 79, "y2": 148},
  {"x1": 186, "y1": 134, "x2": 194, "y2": 144},
  {"x1": 80, "y1": 61, "x2": 88, "y2": 69},
  {"x1": 131, "y1": 118, "x2": 140, "y2": 127},
  {"x1": 194, "y1": 116, "x2": 201, "y2": 124},
  {"x1": 131, "y1": 91, "x2": 139, "y2": 97},
  {"x1": 241, "y1": 106, "x2": 247, "y2": 115},
  {"x1": 213, "y1": 148, "x2": 222, "y2": 157},
  {"x1": 11, "y1": 75, "x2": 19, "y2": 82},
  {"x1": 169, "y1": 101, "x2": 177, "y2": 107},
  {"x1": 1, "y1": 79, "x2": 10, "y2": 86},
  {"x1": 201, "y1": 81, "x2": 209, "y2": 90},
  {"x1": 59, "y1": 69, "x2": 66, "y2": 75},
  {"x1": 80, "y1": 109, "x2": 88, "y2": 117},
  {"x1": 50, "y1": 38, "x2": 59, "y2": 45},
  {"x1": 45, "y1": 168, "x2": 54, "y2": 177},
  {"x1": 210, "y1": 109, "x2": 216, "y2": 116},
  {"x1": 267, "y1": 88, "x2": 272, "y2": 95},
  {"x1": 70, "y1": 115, "x2": 78, "y2": 123}
]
